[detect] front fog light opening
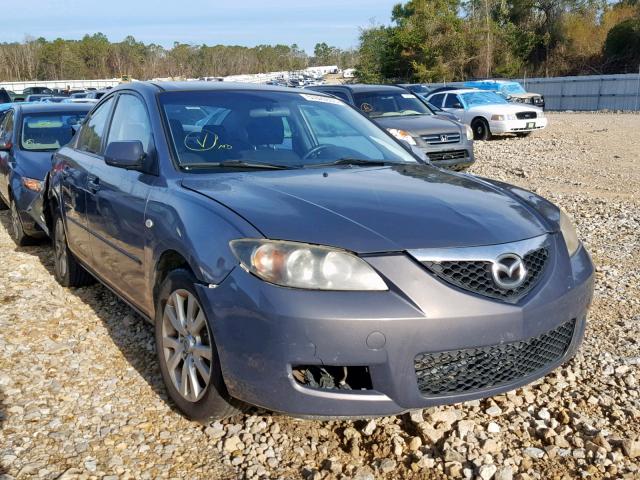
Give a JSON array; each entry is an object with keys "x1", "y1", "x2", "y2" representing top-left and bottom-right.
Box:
[{"x1": 292, "y1": 365, "x2": 373, "y2": 391}]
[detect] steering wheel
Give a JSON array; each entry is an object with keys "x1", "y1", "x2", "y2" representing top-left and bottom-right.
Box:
[{"x1": 302, "y1": 144, "x2": 333, "y2": 161}]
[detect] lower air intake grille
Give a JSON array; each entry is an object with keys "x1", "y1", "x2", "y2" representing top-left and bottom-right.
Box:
[
  {"x1": 414, "y1": 319, "x2": 576, "y2": 396},
  {"x1": 423, "y1": 247, "x2": 548, "y2": 303},
  {"x1": 427, "y1": 150, "x2": 468, "y2": 162}
]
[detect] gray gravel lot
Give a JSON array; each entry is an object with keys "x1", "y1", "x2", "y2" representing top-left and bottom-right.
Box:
[{"x1": 0, "y1": 113, "x2": 639, "y2": 480}]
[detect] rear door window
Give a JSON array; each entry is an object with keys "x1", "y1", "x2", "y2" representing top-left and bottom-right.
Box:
[{"x1": 429, "y1": 94, "x2": 445, "y2": 108}]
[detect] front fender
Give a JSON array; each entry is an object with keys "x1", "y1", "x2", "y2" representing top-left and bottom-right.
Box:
[{"x1": 144, "y1": 179, "x2": 263, "y2": 310}]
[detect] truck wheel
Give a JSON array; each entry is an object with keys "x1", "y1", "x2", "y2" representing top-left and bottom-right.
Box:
[
  {"x1": 9, "y1": 199, "x2": 30, "y2": 246},
  {"x1": 52, "y1": 214, "x2": 94, "y2": 287},
  {"x1": 471, "y1": 118, "x2": 491, "y2": 140},
  {"x1": 155, "y1": 269, "x2": 244, "y2": 422}
]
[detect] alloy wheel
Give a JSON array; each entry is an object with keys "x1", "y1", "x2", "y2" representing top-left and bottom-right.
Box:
[
  {"x1": 10, "y1": 201, "x2": 21, "y2": 239},
  {"x1": 161, "y1": 289, "x2": 212, "y2": 402},
  {"x1": 54, "y1": 218, "x2": 68, "y2": 280}
]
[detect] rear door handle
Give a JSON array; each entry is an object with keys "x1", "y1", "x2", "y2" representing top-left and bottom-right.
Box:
[{"x1": 87, "y1": 175, "x2": 100, "y2": 193}]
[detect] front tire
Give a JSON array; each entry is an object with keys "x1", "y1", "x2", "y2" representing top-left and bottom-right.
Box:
[
  {"x1": 155, "y1": 269, "x2": 243, "y2": 422},
  {"x1": 9, "y1": 199, "x2": 30, "y2": 246},
  {"x1": 471, "y1": 118, "x2": 491, "y2": 140},
  {"x1": 52, "y1": 213, "x2": 94, "y2": 287}
]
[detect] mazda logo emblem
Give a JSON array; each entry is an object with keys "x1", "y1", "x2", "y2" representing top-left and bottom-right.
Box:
[{"x1": 491, "y1": 254, "x2": 527, "y2": 289}]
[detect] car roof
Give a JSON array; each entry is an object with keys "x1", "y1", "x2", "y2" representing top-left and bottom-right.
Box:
[
  {"x1": 12, "y1": 102, "x2": 93, "y2": 113},
  {"x1": 310, "y1": 84, "x2": 406, "y2": 94},
  {"x1": 429, "y1": 88, "x2": 479, "y2": 95},
  {"x1": 118, "y1": 81, "x2": 329, "y2": 96}
]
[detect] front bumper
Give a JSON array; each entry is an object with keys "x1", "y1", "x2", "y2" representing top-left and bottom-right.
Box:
[
  {"x1": 12, "y1": 182, "x2": 47, "y2": 237},
  {"x1": 490, "y1": 117, "x2": 548, "y2": 134},
  {"x1": 197, "y1": 236, "x2": 594, "y2": 418}
]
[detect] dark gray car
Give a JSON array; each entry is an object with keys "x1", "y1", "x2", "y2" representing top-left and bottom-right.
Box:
[
  {"x1": 307, "y1": 84, "x2": 475, "y2": 170},
  {"x1": 47, "y1": 82, "x2": 593, "y2": 421}
]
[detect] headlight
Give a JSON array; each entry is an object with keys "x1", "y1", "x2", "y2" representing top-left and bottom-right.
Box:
[
  {"x1": 230, "y1": 239, "x2": 388, "y2": 291},
  {"x1": 465, "y1": 125, "x2": 474, "y2": 141},
  {"x1": 560, "y1": 210, "x2": 581, "y2": 256},
  {"x1": 22, "y1": 177, "x2": 43, "y2": 192},
  {"x1": 387, "y1": 128, "x2": 417, "y2": 146},
  {"x1": 491, "y1": 114, "x2": 516, "y2": 121}
]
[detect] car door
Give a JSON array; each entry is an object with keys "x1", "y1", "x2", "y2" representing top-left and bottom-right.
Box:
[
  {"x1": 442, "y1": 94, "x2": 465, "y2": 121},
  {"x1": 0, "y1": 110, "x2": 15, "y2": 203},
  {"x1": 84, "y1": 92, "x2": 156, "y2": 301},
  {"x1": 61, "y1": 96, "x2": 115, "y2": 263}
]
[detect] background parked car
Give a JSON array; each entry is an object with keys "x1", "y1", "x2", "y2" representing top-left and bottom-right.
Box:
[
  {"x1": 0, "y1": 88, "x2": 11, "y2": 104},
  {"x1": 426, "y1": 88, "x2": 547, "y2": 140},
  {"x1": 464, "y1": 80, "x2": 545, "y2": 109},
  {"x1": 397, "y1": 83, "x2": 432, "y2": 100},
  {"x1": 0, "y1": 103, "x2": 91, "y2": 244},
  {"x1": 307, "y1": 84, "x2": 475, "y2": 170},
  {"x1": 23, "y1": 86, "x2": 54, "y2": 96}
]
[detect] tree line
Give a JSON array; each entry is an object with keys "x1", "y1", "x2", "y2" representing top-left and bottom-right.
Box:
[
  {"x1": 0, "y1": 34, "x2": 358, "y2": 82},
  {"x1": 1, "y1": 1, "x2": 639, "y2": 84},
  {"x1": 357, "y1": 0, "x2": 640, "y2": 83}
]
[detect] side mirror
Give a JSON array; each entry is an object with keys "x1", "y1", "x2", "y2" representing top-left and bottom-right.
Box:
[
  {"x1": 0, "y1": 140, "x2": 12, "y2": 151},
  {"x1": 104, "y1": 141, "x2": 145, "y2": 170},
  {"x1": 452, "y1": 103, "x2": 463, "y2": 109}
]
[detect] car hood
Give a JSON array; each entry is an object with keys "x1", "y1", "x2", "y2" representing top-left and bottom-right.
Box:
[
  {"x1": 468, "y1": 103, "x2": 540, "y2": 114},
  {"x1": 182, "y1": 166, "x2": 550, "y2": 253},
  {"x1": 15, "y1": 151, "x2": 54, "y2": 180},
  {"x1": 372, "y1": 114, "x2": 462, "y2": 135}
]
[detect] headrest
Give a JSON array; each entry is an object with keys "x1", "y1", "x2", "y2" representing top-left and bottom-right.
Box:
[{"x1": 246, "y1": 117, "x2": 284, "y2": 146}]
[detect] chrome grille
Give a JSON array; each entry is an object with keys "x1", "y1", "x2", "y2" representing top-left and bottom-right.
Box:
[
  {"x1": 421, "y1": 132, "x2": 461, "y2": 145},
  {"x1": 516, "y1": 111, "x2": 537, "y2": 120},
  {"x1": 415, "y1": 319, "x2": 575, "y2": 396},
  {"x1": 422, "y1": 247, "x2": 549, "y2": 303}
]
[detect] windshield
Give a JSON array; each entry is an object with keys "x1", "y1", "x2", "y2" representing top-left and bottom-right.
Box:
[
  {"x1": 462, "y1": 91, "x2": 509, "y2": 107},
  {"x1": 159, "y1": 90, "x2": 419, "y2": 169},
  {"x1": 20, "y1": 111, "x2": 87, "y2": 151},
  {"x1": 352, "y1": 91, "x2": 431, "y2": 118},
  {"x1": 501, "y1": 83, "x2": 526, "y2": 95}
]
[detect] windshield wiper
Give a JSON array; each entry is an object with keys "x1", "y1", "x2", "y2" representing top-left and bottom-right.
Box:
[
  {"x1": 305, "y1": 157, "x2": 393, "y2": 168},
  {"x1": 181, "y1": 160, "x2": 294, "y2": 171}
]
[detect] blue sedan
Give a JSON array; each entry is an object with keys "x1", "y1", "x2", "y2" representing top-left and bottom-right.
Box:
[
  {"x1": 46, "y1": 82, "x2": 594, "y2": 420},
  {"x1": 0, "y1": 103, "x2": 90, "y2": 244}
]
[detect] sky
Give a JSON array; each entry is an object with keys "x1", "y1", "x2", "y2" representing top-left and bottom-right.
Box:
[{"x1": 0, "y1": 0, "x2": 398, "y2": 52}]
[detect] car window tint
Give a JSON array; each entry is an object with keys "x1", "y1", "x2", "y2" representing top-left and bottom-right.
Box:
[
  {"x1": 444, "y1": 94, "x2": 461, "y2": 108},
  {"x1": 76, "y1": 97, "x2": 114, "y2": 154},
  {"x1": 107, "y1": 94, "x2": 152, "y2": 153},
  {"x1": 430, "y1": 94, "x2": 445, "y2": 107}
]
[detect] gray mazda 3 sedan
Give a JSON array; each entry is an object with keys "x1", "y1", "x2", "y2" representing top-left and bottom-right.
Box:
[{"x1": 48, "y1": 82, "x2": 594, "y2": 421}]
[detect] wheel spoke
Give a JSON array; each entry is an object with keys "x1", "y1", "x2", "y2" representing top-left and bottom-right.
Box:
[
  {"x1": 186, "y1": 294, "x2": 197, "y2": 331},
  {"x1": 180, "y1": 358, "x2": 190, "y2": 398},
  {"x1": 191, "y1": 310, "x2": 206, "y2": 335},
  {"x1": 193, "y1": 356, "x2": 210, "y2": 384},
  {"x1": 166, "y1": 346, "x2": 184, "y2": 372},
  {"x1": 162, "y1": 336, "x2": 181, "y2": 351},
  {"x1": 192, "y1": 343, "x2": 212, "y2": 361},
  {"x1": 188, "y1": 359, "x2": 201, "y2": 399},
  {"x1": 165, "y1": 304, "x2": 186, "y2": 335},
  {"x1": 173, "y1": 292, "x2": 188, "y2": 332}
]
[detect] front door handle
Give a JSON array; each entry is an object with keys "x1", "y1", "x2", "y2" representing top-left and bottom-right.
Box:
[{"x1": 87, "y1": 175, "x2": 100, "y2": 193}]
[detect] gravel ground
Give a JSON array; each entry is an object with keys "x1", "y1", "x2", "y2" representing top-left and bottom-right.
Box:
[{"x1": 0, "y1": 113, "x2": 639, "y2": 480}]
